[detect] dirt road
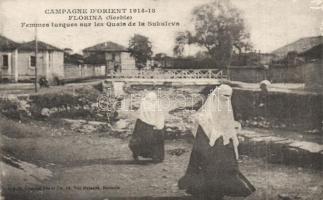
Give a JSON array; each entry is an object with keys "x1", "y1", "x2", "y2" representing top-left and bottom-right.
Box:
[{"x1": 2, "y1": 130, "x2": 323, "y2": 200}]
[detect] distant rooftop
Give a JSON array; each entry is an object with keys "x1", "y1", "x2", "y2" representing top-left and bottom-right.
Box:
[
  {"x1": 18, "y1": 40, "x2": 63, "y2": 51},
  {"x1": 83, "y1": 41, "x2": 128, "y2": 52},
  {"x1": 0, "y1": 35, "x2": 20, "y2": 51},
  {"x1": 272, "y1": 36, "x2": 323, "y2": 58},
  {"x1": 65, "y1": 53, "x2": 84, "y2": 65},
  {"x1": 83, "y1": 53, "x2": 106, "y2": 65},
  {"x1": 299, "y1": 43, "x2": 323, "y2": 60}
]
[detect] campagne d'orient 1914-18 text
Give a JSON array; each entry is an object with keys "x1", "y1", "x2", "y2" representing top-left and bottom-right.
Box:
[{"x1": 20, "y1": 8, "x2": 180, "y2": 28}]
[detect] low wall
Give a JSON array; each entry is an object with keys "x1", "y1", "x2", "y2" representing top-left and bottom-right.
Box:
[
  {"x1": 228, "y1": 65, "x2": 306, "y2": 83},
  {"x1": 64, "y1": 64, "x2": 105, "y2": 80},
  {"x1": 232, "y1": 89, "x2": 323, "y2": 132},
  {"x1": 228, "y1": 66, "x2": 266, "y2": 83},
  {"x1": 269, "y1": 65, "x2": 305, "y2": 83}
]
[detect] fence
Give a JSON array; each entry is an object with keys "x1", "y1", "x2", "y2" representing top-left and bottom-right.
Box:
[
  {"x1": 2, "y1": 67, "x2": 225, "y2": 83},
  {"x1": 106, "y1": 69, "x2": 225, "y2": 80},
  {"x1": 0, "y1": 73, "x2": 35, "y2": 83}
]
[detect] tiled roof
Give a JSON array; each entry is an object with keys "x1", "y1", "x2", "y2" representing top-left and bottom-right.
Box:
[{"x1": 83, "y1": 41, "x2": 128, "y2": 52}]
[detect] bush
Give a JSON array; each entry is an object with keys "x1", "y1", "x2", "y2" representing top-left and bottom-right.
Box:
[
  {"x1": 0, "y1": 86, "x2": 117, "y2": 122},
  {"x1": 0, "y1": 96, "x2": 31, "y2": 121}
]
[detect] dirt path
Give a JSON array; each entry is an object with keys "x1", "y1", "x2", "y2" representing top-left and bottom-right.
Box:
[{"x1": 2, "y1": 133, "x2": 323, "y2": 200}]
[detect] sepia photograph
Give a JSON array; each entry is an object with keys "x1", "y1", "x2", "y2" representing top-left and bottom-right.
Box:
[{"x1": 0, "y1": 0, "x2": 322, "y2": 199}]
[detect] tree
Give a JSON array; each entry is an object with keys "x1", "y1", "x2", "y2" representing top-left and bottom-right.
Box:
[
  {"x1": 129, "y1": 34, "x2": 153, "y2": 69},
  {"x1": 154, "y1": 53, "x2": 168, "y2": 68},
  {"x1": 195, "y1": 50, "x2": 211, "y2": 59},
  {"x1": 154, "y1": 53, "x2": 168, "y2": 61},
  {"x1": 173, "y1": 32, "x2": 188, "y2": 58},
  {"x1": 174, "y1": 0, "x2": 251, "y2": 69}
]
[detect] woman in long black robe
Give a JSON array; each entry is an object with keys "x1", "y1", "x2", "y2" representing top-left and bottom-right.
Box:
[
  {"x1": 129, "y1": 91, "x2": 165, "y2": 163},
  {"x1": 129, "y1": 119, "x2": 165, "y2": 162},
  {"x1": 178, "y1": 84, "x2": 255, "y2": 200},
  {"x1": 178, "y1": 126, "x2": 255, "y2": 199}
]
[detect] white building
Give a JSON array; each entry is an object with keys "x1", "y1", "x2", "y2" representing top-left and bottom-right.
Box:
[
  {"x1": 0, "y1": 35, "x2": 64, "y2": 83},
  {"x1": 83, "y1": 41, "x2": 136, "y2": 74}
]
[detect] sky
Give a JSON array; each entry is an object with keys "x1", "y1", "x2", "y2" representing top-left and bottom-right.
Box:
[{"x1": 0, "y1": 0, "x2": 322, "y2": 55}]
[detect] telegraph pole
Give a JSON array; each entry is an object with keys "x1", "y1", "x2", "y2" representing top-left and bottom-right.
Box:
[{"x1": 34, "y1": 26, "x2": 38, "y2": 92}]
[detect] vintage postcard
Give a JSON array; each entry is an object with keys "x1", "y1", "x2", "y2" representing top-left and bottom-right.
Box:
[{"x1": 0, "y1": 0, "x2": 322, "y2": 199}]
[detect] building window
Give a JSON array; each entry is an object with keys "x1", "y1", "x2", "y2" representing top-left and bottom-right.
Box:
[
  {"x1": 2, "y1": 55, "x2": 8, "y2": 69},
  {"x1": 30, "y1": 56, "x2": 36, "y2": 67}
]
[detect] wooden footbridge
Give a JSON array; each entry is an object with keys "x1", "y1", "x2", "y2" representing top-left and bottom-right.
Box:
[{"x1": 105, "y1": 69, "x2": 227, "y2": 85}]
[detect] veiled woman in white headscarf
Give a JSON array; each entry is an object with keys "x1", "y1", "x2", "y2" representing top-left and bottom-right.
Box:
[
  {"x1": 178, "y1": 84, "x2": 255, "y2": 200},
  {"x1": 129, "y1": 91, "x2": 165, "y2": 163}
]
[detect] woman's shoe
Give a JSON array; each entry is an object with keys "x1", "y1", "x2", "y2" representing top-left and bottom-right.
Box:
[{"x1": 132, "y1": 153, "x2": 139, "y2": 161}]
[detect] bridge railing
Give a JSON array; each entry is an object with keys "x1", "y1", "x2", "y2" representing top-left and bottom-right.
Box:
[{"x1": 106, "y1": 69, "x2": 225, "y2": 80}]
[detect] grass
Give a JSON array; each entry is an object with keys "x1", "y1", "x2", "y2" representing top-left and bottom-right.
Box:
[{"x1": 0, "y1": 117, "x2": 46, "y2": 138}]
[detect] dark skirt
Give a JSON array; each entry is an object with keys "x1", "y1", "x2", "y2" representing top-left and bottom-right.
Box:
[
  {"x1": 129, "y1": 119, "x2": 165, "y2": 162},
  {"x1": 178, "y1": 126, "x2": 255, "y2": 199}
]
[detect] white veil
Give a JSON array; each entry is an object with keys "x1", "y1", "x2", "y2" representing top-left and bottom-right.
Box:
[
  {"x1": 193, "y1": 84, "x2": 240, "y2": 159},
  {"x1": 138, "y1": 91, "x2": 165, "y2": 130}
]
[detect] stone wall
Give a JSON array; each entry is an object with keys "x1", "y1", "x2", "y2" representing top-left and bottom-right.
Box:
[
  {"x1": 232, "y1": 89, "x2": 323, "y2": 132},
  {"x1": 228, "y1": 66, "x2": 266, "y2": 83},
  {"x1": 228, "y1": 65, "x2": 307, "y2": 83},
  {"x1": 304, "y1": 61, "x2": 323, "y2": 93}
]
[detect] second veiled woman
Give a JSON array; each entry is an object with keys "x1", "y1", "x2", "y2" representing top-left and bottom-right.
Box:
[{"x1": 178, "y1": 84, "x2": 255, "y2": 200}]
